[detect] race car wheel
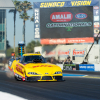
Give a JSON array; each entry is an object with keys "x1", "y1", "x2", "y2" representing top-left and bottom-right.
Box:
[
  {"x1": 14, "y1": 76, "x2": 21, "y2": 81},
  {"x1": 14, "y1": 73, "x2": 22, "y2": 81}
]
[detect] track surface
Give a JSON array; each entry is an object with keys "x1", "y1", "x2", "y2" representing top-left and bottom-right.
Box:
[{"x1": 0, "y1": 71, "x2": 100, "y2": 100}]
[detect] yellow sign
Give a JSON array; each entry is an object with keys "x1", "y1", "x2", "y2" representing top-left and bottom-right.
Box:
[
  {"x1": 40, "y1": 2, "x2": 65, "y2": 8},
  {"x1": 71, "y1": 0, "x2": 91, "y2": 6}
]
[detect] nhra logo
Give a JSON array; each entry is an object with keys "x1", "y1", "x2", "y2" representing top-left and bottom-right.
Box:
[
  {"x1": 58, "y1": 50, "x2": 70, "y2": 55},
  {"x1": 50, "y1": 12, "x2": 73, "y2": 22},
  {"x1": 73, "y1": 49, "x2": 86, "y2": 57},
  {"x1": 75, "y1": 13, "x2": 87, "y2": 19}
]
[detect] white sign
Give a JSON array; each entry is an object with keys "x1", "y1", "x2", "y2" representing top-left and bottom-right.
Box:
[
  {"x1": 94, "y1": 16, "x2": 99, "y2": 21},
  {"x1": 34, "y1": 8, "x2": 40, "y2": 38}
]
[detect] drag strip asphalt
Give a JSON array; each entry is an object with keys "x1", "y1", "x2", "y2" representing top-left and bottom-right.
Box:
[{"x1": 0, "y1": 70, "x2": 100, "y2": 100}]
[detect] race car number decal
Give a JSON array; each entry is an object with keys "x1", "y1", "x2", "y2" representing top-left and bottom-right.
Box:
[
  {"x1": 16, "y1": 64, "x2": 23, "y2": 74},
  {"x1": 33, "y1": 65, "x2": 52, "y2": 68}
]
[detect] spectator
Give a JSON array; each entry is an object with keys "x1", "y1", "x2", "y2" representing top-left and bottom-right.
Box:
[
  {"x1": 50, "y1": 57, "x2": 57, "y2": 64},
  {"x1": 64, "y1": 56, "x2": 73, "y2": 64}
]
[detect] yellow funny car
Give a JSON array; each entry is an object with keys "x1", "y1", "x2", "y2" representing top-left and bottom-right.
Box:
[{"x1": 8, "y1": 52, "x2": 63, "y2": 81}]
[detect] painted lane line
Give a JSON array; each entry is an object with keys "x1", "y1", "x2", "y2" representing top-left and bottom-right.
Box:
[{"x1": 63, "y1": 73, "x2": 87, "y2": 77}]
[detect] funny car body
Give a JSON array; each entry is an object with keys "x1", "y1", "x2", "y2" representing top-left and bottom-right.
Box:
[{"x1": 8, "y1": 53, "x2": 63, "y2": 81}]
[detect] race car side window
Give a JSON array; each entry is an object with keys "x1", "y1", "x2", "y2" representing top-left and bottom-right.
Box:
[{"x1": 19, "y1": 56, "x2": 24, "y2": 63}]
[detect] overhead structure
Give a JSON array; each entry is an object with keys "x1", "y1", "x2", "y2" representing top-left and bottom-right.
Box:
[
  {"x1": 0, "y1": 0, "x2": 15, "y2": 9},
  {"x1": 0, "y1": 0, "x2": 15, "y2": 58}
]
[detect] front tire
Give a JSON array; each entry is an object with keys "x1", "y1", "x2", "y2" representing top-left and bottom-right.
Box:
[{"x1": 14, "y1": 75, "x2": 21, "y2": 81}]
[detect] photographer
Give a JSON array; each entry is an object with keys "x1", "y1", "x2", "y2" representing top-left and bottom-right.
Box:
[{"x1": 64, "y1": 55, "x2": 73, "y2": 64}]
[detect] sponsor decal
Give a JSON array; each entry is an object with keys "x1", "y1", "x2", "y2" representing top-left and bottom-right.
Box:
[
  {"x1": 94, "y1": 16, "x2": 99, "y2": 21},
  {"x1": 75, "y1": 13, "x2": 87, "y2": 19},
  {"x1": 49, "y1": 39, "x2": 66, "y2": 44},
  {"x1": 40, "y1": 37, "x2": 94, "y2": 44},
  {"x1": 73, "y1": 49, "x2": 86, "y2": 57},
  {"x1": 50, "y1": 12, "x2": 73, "y2": 22},
  {"x1": 71, "y1": 0, "x2": 91, "y2": 6},
  {"x1": 34, "y1": 8, "x2": 40, "y2": 38},
  {"x1": 79, "y1": 64, "x2": 94, "y2": 71},
  {"x1": 58, "y1": 50, "x2": 70, "y2": 56},
  {"x1": 94, "y1": 6, "x2": 99, "y2": 9},
  {"x1": 40, "y1": 2, "x2": 65, "y2": 8},
  {"x1": 46, "y1": 51, "x2": 56, "y2": 55},
  {"x1": 63, "y1": 64, "x2": 76, "y2": 70},
  {"x1": 94, "y1": 28, "x2": 99, "y2": 34},
  {"x1": 94, "y1": 10, "x2": 99, "y2": 16},
  {"x1": 46, "y1": 22, "x2": 92, "y2": 28},
  {"x1": 33, "y1": 65, "x2": 52, "y2": 68},
  {"x1": 94, "y1": 22, "x2": 99, "y2": 28},
  {"x1": 16, "y1": 64, "x2": 23, "y2": 74}
]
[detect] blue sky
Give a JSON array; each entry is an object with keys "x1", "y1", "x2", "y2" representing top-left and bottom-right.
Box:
[{"x1": 7, "y1": 0, "x2": 68, "y2": 47}]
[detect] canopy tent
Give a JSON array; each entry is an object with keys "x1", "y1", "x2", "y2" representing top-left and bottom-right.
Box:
[{"x1": 0, "y1": 0, "x2": 15, "y2": 9}]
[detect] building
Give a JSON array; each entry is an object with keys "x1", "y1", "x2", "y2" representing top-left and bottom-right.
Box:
[{"x1": 0, "y1": 0, "x2": 15, "y2": 57}]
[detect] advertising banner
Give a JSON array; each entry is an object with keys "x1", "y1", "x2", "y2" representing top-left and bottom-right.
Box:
[
  {"x1": 79, "y1": 64, "x2": 95, "y2": 71},
  {"x1": 73, "y1": 48, "x2": 86, "y2": 57},
  {"x1": 63, "y1": 64, "x2": 76, "y2": 70},
  {"x1": 34, "y1": 0, "x2": 99, "y2": 43}
]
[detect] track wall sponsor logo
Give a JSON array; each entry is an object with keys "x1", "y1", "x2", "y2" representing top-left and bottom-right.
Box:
[
  {"x1": 75, "y1": 13, "x2": 87, "y2": 19},
  {"x1": 71, "y1": 0, "x2": 92, "y2": 6},
  {"x1": 58, "y1": 50, "x2": 70, "y2": 55},
  {"x1": 50, "y1": 12, "x2": 73, "y2": 22},
  {"x1": 40, "y1": 2, "x2": 65, "y2": 8},
  {"x1": 79, "y1": 64, "x2": 94, "y2": 71},
  {"x1": 63, "y1": 64, "x2": 76, "y2": 70},
  {"x1": 73, "y1": 49, "x2": 86, "y2": 57}
]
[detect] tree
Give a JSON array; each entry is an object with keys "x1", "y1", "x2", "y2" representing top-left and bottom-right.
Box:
[
  {"x1": 30, "y1": 15, "x2": 34, "y2": 22},
  {"x1": 26, "y1": 40, "x2": 41, "y2": 53},
  {"x1": 6, "y1": 40, "x2": 11, "y2": 49},
  {"x1": 9, "y1": 0, "x2": 21, "y2": 52},
  {"x1": 19, "y1": 1, "x2": 33, "y2": 53}
]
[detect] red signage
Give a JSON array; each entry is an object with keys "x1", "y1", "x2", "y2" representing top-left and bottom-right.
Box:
[
  {"x1": 73, "y1": 49, "x2": 85, "y2": 56},
  {"x1": 50, "y1": 12, "x2": 73, "y2": 22},
  {"x1": 46, "y1": 51, "x2": 56, "y2": 55},
  {"x1": 58, "y1": 50, "x2": 70, "y2": 55},
  {"x1": 41, "y1": 37, "x2": 94, "y2": 44}
]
